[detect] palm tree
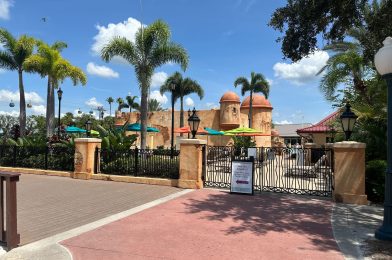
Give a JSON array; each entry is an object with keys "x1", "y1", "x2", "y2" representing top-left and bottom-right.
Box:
[
  {"x1": 24, "y1": 41, "x2": 87, "y2": 137},
  {"x1": 317, "y1": 28, "x2": 373, "y2": 105},
  {"x1": 160, "y1": 71, "x2": 204, "y2": 128},
  {"x1": 106, "y1": 97, "x2": 114, "y2": 116},
  {"x1": 234, "y1": 72, "x2": 270, "y2": 128},
  {"x1": 0, "y1": 29, "x2": 35, "y2": 136},
  {"x1": 126, "y1": 95, "x2": 140, "y2": 112},
  {"x1": 116, "y1": 97, "x2": 124, "y2": 111},
  {"x1": 101, "y1": 19, "x2": 188, "y2": 149},
  {"x1": 148, "y1": 99, "x2": 164, "y2": 112}
]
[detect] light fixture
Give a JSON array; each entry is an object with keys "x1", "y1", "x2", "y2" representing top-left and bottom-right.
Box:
[
  {"x1": 188, "y1": 107, "x2": 200, "y2": 139},
  {"x1": 85, "y1": 119, "x2": 92, "y2": 137},
  {"x1": 339, "y1": 102, "x2": 358, "y2": 141}
]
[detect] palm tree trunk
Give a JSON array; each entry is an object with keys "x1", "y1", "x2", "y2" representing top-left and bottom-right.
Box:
[
  {"x1": 249, "y1": 90, "x2": 253, "y2": 128},
  {"x1": 140, "y1": 82, "x2": 149, "y2": 149},
  {"x1": 180, "y1": 96, "x2": 184, "y2": 137},
  {"x1": 18, "y1": 69, "x2": 26, "y2": 136},
  {"x1": 46, "y1": 78, "x2": 55, "y2": 137},
  {"x1": 109, "y1": 103, "x2": 112, "y2": 117}
]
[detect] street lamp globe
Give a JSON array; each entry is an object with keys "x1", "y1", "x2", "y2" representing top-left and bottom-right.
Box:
[
  {"x1": 375, "y1": 37, "x2": 392, "y2": 76},
  {"x1": 188, "y1": 108, "x2": 200, "y2": 139},
  {"x1": 374, "y1": 36, "x2": 392, "y2": 241},
  {"x1": 340, "y1": 102, "x2": 358, "y2": 141},
  {"x1": 57, "y1": 88, "x2": 63, "y2": 100}
]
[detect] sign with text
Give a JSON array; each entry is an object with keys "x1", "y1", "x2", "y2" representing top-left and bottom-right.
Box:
[{"x1": 230, "y1": 159, "x2": 254, "y2": 195}]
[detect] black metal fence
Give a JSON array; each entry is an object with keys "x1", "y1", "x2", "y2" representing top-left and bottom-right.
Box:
[
  {"x1": 0, "y1": 145, "x2": 75, "y2": 171},
  {"x1": 204, "y1": 146, "x2": 334, "y2": 197},
  {"x1": 96, "y1": 147, "x2": 180, "y2": 179}
]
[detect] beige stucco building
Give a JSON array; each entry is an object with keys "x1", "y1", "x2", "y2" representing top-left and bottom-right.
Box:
[{"x1": 115, "y1": 91, "x2": 273, "y2": 148}]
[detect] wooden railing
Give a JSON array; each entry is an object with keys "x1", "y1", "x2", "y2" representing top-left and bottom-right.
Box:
[{"x1": 0, "y1": 171, "x2": 20, "y2": 250}]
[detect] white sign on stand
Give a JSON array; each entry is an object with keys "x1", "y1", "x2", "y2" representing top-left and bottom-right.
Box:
[{"x1": 230, "y1": 159, "x2": 254, "y2": 195}]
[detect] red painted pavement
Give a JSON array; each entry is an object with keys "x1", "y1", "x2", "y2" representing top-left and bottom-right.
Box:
[{"x1": 61, "y1": 190, "x2": 343, "y2": 260}]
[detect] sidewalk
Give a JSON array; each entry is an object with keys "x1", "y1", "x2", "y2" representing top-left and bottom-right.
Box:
[{"x1": 1, "y1": 189, "x2": 387, "y2": 260}]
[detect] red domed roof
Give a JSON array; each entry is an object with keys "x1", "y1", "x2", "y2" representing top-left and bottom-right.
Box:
[
  {"x1": 241, "y1": 94, "x2": 272, "y2": 109},
  {"x1": 219, "y1": 91, "x2": 240, "y2": 103}
]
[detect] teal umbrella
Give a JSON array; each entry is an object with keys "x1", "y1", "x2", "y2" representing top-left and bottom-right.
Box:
[
  {"x1": 65, "y1": 126, "x2": 86, "y2": 133},
  {"x1": 126, "y1": 123, "x2": 160, "y2": 132},
  {"x1": 204, "y1": 127, "x2": 224, "y2": 135}
]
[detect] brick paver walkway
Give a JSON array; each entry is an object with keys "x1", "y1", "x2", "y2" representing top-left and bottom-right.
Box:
[
  {"x1": 62, "y1": 189, "x2": 343, "y2": 260},
  {"x1": 17, "y1": 174, "x2": 181, "y2": 245}
]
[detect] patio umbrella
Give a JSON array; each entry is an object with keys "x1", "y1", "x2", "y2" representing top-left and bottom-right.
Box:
[
  {"x1": 91, "y1": 130, "x2": 100, "y2": 136},
  {"x1": 223, "y1": 127, "x2": 261, "y2": 136},
  {"x1": 204, "y1": 127, "x2": 224, "y2": 135},
  {"x1": 174, "y1": 126, "x2": 208, "y2": 135},
  {"x1": 65, "y1": 126, "x2": 86, "y2": 133},
  {"x1": 126, "y1": 123, "x2": 160, "y2": 132}
]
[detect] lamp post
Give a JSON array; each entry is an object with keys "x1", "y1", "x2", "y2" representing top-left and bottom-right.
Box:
[
  {"x1": 85, "y1": 119, "x2": 92, "y2": 138},
  {"x1": 170, "y1": 83, "x2": 176, "y2": 157},
  {"x1": 188, "y1": 108, "x2": 200, "y2": 139},
  {"x1": 374, "y1": 36, "x2": 392, "y2": 241},
  {"x1": 57, "y1": 88, "x2": 63, "y2": 137},
  {"x1": 187, "y1": 109, "x2": 191, "y2": 139},
  {"x1": 339, "y1": 102, "x2": 358, "y2": 141}
]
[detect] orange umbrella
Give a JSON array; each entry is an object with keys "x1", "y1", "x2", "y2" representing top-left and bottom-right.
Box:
[{"x1": 174, "y1": 126, "x2": 208, "y2": 135}]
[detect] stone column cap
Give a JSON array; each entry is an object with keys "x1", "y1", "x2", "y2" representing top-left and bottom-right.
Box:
[
  {"x1": 180, "y1": 139, "x2": 207, "y2": 145},
  {"x1": 74, "y1": 138, "x2": 102, "y2": 143},
  {"x1": 333, "y1": 141, "x2": 366, "y2": 149}
]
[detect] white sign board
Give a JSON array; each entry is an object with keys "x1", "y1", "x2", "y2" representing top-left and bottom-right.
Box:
[
  {"x1": 230, "y1": 160, "x2": 254, "y2": 195},
  {"x1": 247, "y1": 148, "x2": 257, "y2": 159}
]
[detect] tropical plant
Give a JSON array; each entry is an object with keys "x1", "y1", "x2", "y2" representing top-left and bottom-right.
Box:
[
  {"x1": 0, "y1": 28, "x2": 36, "y2": 136},
  {"x1": 106, "y1": 97, "x2": 114, "y2": 116},
  {"x1": 24, "y1": 41, "x2": 87, "y2": 137},
  {"x1": 101, "y1": 19, "x2": 189, "y2": 149},
  {"x1": 148, "y1": 99, "x2": 164, "y2": 112},
  {"x1": 317, "y1": 29, "x2": 375, "y2": 105},
  {"x1": 96, "y1": 124, "x2": 137, "y2": 149},
  {"x1": 234, "y1": 72, "x2": 270, "y2": 128},
  {"x1": 160, "y1": 71, "x2": 204, "y2": 128},
  {"x1": 126, "y1": 95, "x2": 139, "y2": 112}
]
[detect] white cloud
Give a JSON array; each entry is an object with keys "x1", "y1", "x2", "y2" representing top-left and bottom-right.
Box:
[
  {"x1": 149, "y1": 90, "x2": 168, "y2": 105},
  {"x1": 92, "y1": 17, "x2": 143, "y2": 55},
  {"x1": 0, "y1": 89, "x2": 44, "y2": 104},
  {"x1": 274, "y1": 120, "x2": 293, "y2": 125},
  {"x1": 0, "y1": 69, "x2": 5, "y2": 73},
  {"x1": 273, "y1": 50, "x2": 329, "y2": 85},
  {"x1": 151, "y1": 71, "x2": 168, "y2": 88},
  {"x1": 85, "y1": 97, "x2": 103, "y2": 108},
  {"x1": 185, "y1": 97, "x2": 194, "y2": 107},
  {"x1": 31, "y1": 105, "x2": 46, "y2": 115},
  {"x1": 0, "y1": 0, "x2": 13, "y2": 20},
  {"x1": 86, "y1": 62, "x2": 119, "y2": 78},
  {"x1": 206, "y1": 102, "x2": 219, "y2": 109},
  {"x1": 0, "y1": 110, "x2": 19, "y2": 117}
]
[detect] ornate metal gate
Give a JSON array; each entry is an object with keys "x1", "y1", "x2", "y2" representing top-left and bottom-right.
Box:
[{"x1": 203, "y1": 146, "x2": 333, "y2": 197}]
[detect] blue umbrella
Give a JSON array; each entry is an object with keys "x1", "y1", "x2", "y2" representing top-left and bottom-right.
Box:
[
  {"x1": 65, "y1": 126, "x2": 87, "y2": 133},
  {"x1": 204, "y1": 127, "x2": 224, "y2": 135}
]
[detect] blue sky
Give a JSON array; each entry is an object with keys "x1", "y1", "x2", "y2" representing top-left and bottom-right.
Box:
[{"x1": 0, "y1": 0, "x2": 335, "y2": 124}]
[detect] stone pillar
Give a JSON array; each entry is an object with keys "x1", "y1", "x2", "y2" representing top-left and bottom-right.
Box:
[
  {"x1": 333, "y1": 141, "x2": 368, "y2": 205},
  {"x1": 72, "y1": 138, "x2": 102, "y2": 180},
  {"x1": 178, "y1": 139, "x2": 207, "y2": 189}
]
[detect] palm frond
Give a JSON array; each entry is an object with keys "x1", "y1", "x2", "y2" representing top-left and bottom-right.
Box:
[
  {"x1": 0, "y1": 28, "x2": 16, "y2": 51},
  {"x1": 101, "y1": 37, "x2": 138, "y2": 64},
  {"x1": 234, "y1": 77, "x2": 249, "y2": 96},
  {"x1": 182, "y1": 78, "x2": 204, "y2": 99},
  {"x1": 150, "y1": 43, "x2": 188, "y2": 71},
  {"x1": 0, "y1": 50, "x2": 17, "y2": 70}
]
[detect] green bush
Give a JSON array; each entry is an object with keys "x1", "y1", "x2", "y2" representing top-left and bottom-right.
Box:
[{"x1": 365, "y1": 160, "x2": 386, "y2": 203}]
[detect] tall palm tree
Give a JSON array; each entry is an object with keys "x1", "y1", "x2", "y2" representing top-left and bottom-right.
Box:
[
  {"x1": 126, "y1": 95, "x2": 139, "y2": 112},
  {"x1": 101, "y1": 19, "x2": 188, "y2": 149},
  {"x1": 160, "y1": 71, "x2": 204, "y2": 128},
  {"x1": 234, "y1": 72, "x2": 270, "y2": 128},
  {"x1": 116, "y1": 97, "x2": 124, "y2": 111},
  {"x1": 24, "y1": 42, "x2": 87, "y2": 137},
  {"x1": 106, "y1": 97, "x2": 114, "y2": 116},
  {"x1": 317, "y1": 28, "x2": 373, "y2": 105},
  {"x1": 0, "y1": 29, "x2": 35, "y2": 136}
]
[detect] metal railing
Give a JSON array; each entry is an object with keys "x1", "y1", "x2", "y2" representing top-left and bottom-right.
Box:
[
  {"x1": 0, "y1": 145, "x2": 75, "y2": 171},
  {"x1": 96, "y1": 147, "x2": 180, "y2": 179},
  {"x1": 0, "y1": 171, "x2": 20, "y2": 250},
  {"x1": 204, "y1": 146, "x2": 334, "y2": 197}
]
